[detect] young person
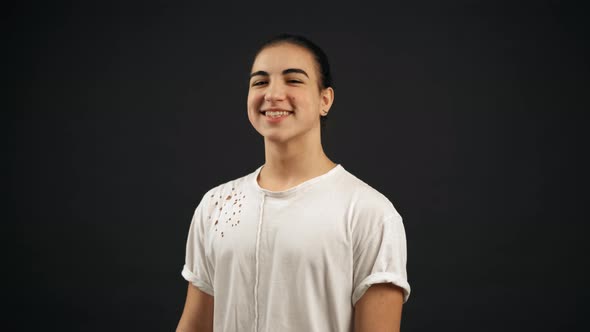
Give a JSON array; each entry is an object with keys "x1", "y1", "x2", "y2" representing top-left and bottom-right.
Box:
[{"x1": 176, "y1": 33, "x2": 410, "y2": 332}]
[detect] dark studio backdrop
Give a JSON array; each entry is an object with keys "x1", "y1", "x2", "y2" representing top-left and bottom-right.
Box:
[{"x1": 9, "y1": 1, "x2": 589, "y2": 331}]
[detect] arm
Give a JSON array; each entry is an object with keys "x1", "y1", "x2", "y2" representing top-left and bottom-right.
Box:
[
  {"x1": 354, "y1": 283, "x2": 404, "y2": 332},
  {"x1": 176, "y1": 282, "x2": 214, "y2": 332}
]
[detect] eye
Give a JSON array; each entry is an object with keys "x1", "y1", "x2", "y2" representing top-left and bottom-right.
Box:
[
  {"x1": 251, "y1": 81, "x2": 267, "y2": 87},
  {"x1": 287, "y1": 79, "x2": 302, "y2": 84}
]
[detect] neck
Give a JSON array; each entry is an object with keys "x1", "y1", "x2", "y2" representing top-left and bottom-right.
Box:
[{"x1": 259, "y1": 129, "x2": 336, "y2": 189}]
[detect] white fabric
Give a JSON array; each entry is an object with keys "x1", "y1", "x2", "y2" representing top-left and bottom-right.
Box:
[{"x1": 182, "y1": 164, "x2": 410, "y2": 332}]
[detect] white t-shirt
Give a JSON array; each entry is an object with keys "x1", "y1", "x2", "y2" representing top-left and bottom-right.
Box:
[{"x1": 182, "y1": 163, "x2": 410, "y2": 332}]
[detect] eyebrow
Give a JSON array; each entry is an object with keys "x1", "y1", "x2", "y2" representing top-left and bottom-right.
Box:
[{"x1": 249, "y1": 68, "x2": 309, "y2": 79}]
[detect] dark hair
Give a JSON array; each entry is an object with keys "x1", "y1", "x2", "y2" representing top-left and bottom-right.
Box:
[{"x1": 251, "y1": 33, "x2": 333, "y2": 134}]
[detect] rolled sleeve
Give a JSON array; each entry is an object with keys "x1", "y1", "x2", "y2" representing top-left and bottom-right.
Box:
[
  {"x1": 352, "y1": 213, "x2": 411, "y2": 305},
  {"x1": 182, "y1": 193, "x2": 214, "y2": 296}
]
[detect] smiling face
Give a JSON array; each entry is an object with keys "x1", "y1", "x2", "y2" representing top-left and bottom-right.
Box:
[{"x1": 247, "y1": 42, "x2": 333, "y2": 144}]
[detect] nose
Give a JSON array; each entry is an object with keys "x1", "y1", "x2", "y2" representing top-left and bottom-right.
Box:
[{"x1": 264, "y1": 80, "x2": 286, "y2": 102}]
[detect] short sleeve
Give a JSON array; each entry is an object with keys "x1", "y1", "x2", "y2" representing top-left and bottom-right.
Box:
[
  {"x1": 181, "y1": 193, "x2": 214, "y2": 296},
  {"x1": 352, "y1": 213, "x2": 411, "y2": 305}
]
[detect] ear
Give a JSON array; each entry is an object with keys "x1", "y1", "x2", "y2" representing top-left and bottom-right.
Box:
[{"x1": 320, "y1": 87, "x2": 335, "y2": 115}]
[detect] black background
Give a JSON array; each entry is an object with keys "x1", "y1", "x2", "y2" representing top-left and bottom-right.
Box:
[{"x1": 10, "y1": 1, "x2": 589, "y2": 331}]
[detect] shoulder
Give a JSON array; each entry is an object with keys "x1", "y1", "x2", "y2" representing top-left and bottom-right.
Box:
[
  {"x1": 336, "y1": 167, "x2": 401, "y2": 219},
  {"x1": 193, "y1": 167, "x2": 258, "y2": 216},
  {"x1": 332, "y1": 167, "x2": 403, "y2": 236}
]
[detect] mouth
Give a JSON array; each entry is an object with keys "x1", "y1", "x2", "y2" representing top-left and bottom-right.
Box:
[{"x1": 260, "y1": 109, "x2": 294, "y2": 118}]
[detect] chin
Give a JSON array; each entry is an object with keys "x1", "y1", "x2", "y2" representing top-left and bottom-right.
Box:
[
  {"x1": 264, "y1": 134, "x2": 289, "y2": 143},
  {"x1": 262, "y1": 130, "x2": 297, "y2": 144}
]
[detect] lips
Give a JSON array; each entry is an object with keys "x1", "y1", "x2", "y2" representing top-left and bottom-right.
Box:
[
  {"x1": 258, "y1": 108, "x2": 293, "y2": 123},
  {"x1": 260, "y1": 109, "x2": 294, "y2": 115}
]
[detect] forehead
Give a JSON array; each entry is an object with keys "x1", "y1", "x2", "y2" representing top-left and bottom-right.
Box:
[{"x1": 251, "y1": 43, "x2": 318, "y2": 77}]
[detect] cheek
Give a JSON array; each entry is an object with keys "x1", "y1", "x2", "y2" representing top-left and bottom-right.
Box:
[
  {"x1": 247, "y1": 93, "x2": 261, "y2": 111},
  {"x1": 246, "y1": 95, "x2": 255, "y2": 120},
  {"x1": 292, "y1": 92, "x2": 318, "y2": 110}
]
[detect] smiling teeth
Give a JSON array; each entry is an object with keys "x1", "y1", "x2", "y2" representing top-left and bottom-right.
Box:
[{"x1": 266, "y1": 111, "x2": 291, "y2": 118}]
